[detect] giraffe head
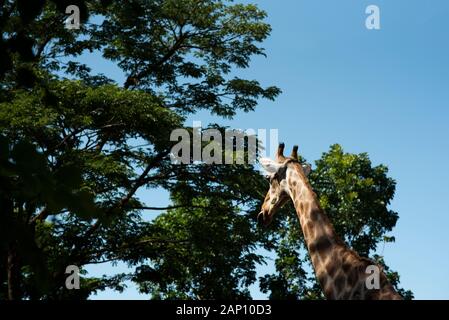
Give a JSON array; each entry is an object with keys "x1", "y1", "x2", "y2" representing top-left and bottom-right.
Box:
[{"x1": 258, "y1": 143, "x2": 311, "y2": 225}]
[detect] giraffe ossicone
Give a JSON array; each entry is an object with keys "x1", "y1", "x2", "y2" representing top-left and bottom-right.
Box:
[{"x1": 258, "y1": 143, "x2": 402, "y2": 300}]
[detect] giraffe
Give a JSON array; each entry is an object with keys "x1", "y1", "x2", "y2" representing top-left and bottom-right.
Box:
[{"x1": 258, "y1": 143, "x2": 402, "y2": 300}]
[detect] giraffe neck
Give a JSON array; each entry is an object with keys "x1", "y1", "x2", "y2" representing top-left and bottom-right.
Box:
[{"x1": 285, "y1": 163, "x2": 401, "y2": 300}]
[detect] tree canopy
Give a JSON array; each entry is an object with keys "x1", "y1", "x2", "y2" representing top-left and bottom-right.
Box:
[{"x1": 0, "y1": 0, "x2": 411, "y2": 300}]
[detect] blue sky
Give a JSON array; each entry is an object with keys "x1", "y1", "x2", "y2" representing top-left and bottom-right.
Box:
[{"x1": 83, "y1": 0, "x2": 449, "y2": 299}]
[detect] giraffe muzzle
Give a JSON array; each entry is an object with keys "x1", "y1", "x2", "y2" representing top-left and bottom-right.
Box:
[{"x1": 257, "y1": 211, "x2": 271, "y2": 226}]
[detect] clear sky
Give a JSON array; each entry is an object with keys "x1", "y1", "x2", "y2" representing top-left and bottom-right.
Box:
[{"x1": 84, "y1": 0, "x2": 449, "y2": 299}]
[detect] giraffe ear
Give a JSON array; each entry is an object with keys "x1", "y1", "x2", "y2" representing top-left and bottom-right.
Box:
[
  {"x1": 260, "y1": 158, "x2": 282, "y2": 174},
  {"x1": 302, "y1": 163, "x2": 312, "y2": 177}
]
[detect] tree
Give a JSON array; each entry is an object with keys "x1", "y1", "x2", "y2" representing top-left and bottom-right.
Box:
[
  {"x1": 0, "y1": 0, "x2": 411, "y2": 300},
  {"x1": 0, "y1": 0, "x2": 279, "y2": 299}
]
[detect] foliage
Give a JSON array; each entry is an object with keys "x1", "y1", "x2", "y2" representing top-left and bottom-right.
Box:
[{"x1": 134, "y1": 197, "x2": 262, "y2": 300}]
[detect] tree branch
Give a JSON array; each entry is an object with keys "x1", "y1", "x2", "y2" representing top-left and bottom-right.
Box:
[
  {"x1": 124, "y1": 31, "x2": 190, "y2": 88},
  {"x1": 85, "y1": 238, "x2": 191, "y2": 265},
  {"x1": 78, "y1": 150, "x2": 171, "y2": 243},
  {"x1": 29, "y1": 207, "x2": 48, "y2": 224},
  {"x1": 131, "y1": 205, "x2": 208, "y2": 211}
]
